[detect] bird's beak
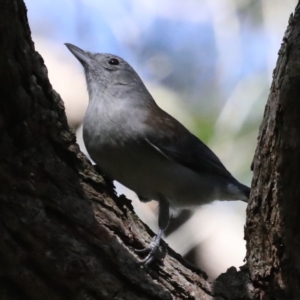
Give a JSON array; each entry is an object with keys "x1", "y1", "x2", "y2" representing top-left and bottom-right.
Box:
[{"x1": 65, "y1": 43, "x2": 93, "y2": 67}]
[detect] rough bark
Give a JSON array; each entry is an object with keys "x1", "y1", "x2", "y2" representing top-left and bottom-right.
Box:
[
  {"x1": 0, "y1": 0, "x2": 299, "y2": 299},
  {"x1": 245, "y1": 3, "x2": 300, "y2": 299}
]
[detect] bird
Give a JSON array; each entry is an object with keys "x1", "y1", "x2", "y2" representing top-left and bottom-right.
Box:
[{"x1": 65, "y1": 43, "x2": 250, "y2": 266}]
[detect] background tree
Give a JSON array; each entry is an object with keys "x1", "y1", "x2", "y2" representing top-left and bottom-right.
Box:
[{"x1": 0, "y1": 0, "x2": 300, "y2": 299}]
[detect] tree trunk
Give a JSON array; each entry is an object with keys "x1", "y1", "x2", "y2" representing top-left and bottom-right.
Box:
[
  {"x1": 245, "y1": 3, "x2": 300, "y2": 299},
  {"x1": 0, "y1": 0, "x2": 299, "y2": 299}
]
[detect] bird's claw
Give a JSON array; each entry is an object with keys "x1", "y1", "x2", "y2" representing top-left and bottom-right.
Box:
[{"x1": 135, "y1": 234, "x2": 165, "y2": 266}]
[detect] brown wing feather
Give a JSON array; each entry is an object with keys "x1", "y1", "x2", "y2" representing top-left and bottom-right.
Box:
[{"x1": 144, "y1": 105, "x2": 234, "y2": 179}]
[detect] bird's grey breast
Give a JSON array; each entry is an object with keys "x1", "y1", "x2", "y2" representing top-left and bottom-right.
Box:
[{"x1": 83, "y1": 92, "x2": 149, "y2": 147}]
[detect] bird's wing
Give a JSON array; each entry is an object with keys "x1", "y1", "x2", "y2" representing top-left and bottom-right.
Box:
[{"x1": 144, "y1": 109, "x2": 233, "y2": 180}]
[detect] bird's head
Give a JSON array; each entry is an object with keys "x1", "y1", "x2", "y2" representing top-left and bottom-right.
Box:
[{"x1": 65, "y1": 43, "x2": 147, "y2": 101}]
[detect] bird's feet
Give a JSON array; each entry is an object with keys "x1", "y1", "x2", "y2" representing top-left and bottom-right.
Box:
[{"x1": 135, "y1": 230, "x2": 165, "y2": 266}]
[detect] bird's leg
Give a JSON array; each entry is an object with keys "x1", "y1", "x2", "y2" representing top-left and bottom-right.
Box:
[{"x1": 135, "y1": 199, "x2": 169, "y2": 265}]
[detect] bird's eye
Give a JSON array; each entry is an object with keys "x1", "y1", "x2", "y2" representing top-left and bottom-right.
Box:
[{"x1": 108, "y1": 58, "x2": 119, "y2": 65}]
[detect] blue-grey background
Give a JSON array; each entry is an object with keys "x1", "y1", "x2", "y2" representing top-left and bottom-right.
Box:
[{"x1": 25, "y1": 0, "x2": 296, "y2": 277}]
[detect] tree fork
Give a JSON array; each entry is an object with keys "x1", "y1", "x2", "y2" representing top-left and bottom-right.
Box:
[{"x1": 0, "y1": 0, "x2": 299, "y2": 299}]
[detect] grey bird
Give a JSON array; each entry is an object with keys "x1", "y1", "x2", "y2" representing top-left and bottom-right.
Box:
[{"x1": 65, "y1": 43, "x2": 250, "y2": 265}]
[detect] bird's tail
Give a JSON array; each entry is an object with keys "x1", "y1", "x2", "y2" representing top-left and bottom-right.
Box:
[{"x1": 238, "y1": 183, "x2": 250, "y2": 202}]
